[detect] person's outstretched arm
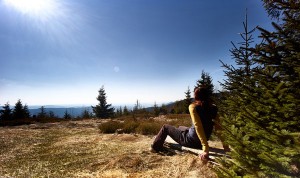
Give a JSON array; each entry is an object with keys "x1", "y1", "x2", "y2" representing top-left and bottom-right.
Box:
[{"x1": 189, "y1": 104, "x2": 209, "y2": 160}]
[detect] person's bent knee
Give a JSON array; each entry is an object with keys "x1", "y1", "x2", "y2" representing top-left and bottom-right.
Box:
[
  {"x1": 163, "y1": 124, "x2": 170, "y2": 128},
  {"x1": 162, "y1": 124, "x2": 171, "y2": 130}
]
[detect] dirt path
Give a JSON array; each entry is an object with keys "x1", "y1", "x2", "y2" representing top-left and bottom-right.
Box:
[{"x1": 0, "y1": 119, "x2": 217, "y2": 178}]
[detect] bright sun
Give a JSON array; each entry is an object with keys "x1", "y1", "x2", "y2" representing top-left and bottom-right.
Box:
[{"x1": 4, "y1": 0, "x2": 55, "y2": 16}]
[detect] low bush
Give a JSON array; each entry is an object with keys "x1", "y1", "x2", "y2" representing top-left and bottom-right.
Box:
[
  {"x1": 98, "y1": 119, "x2": 164, "y2": 135},
  {"x1": 136, "y1": 121, "x2": 163, "y2": 135},
  {"x1": 123, "y1": 120, "x2": 140, "y2": 133},
  {"x1": 98, "y1": 120, "x2": 124, "y2": 133},
  {"x1": 168, "y1": 117, "x2": 191, "y2": 127},
  {"x1": 167, "y1": 114, "x2": 190, "y2": 120}
]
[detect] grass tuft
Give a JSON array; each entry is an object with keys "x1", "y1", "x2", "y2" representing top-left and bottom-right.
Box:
[
  {"x1": 98, "y1": 120, "x2": 124, "y2": 133},
  {"x1": 136, "y1": 121, "x2": 162, "y2": 135}
]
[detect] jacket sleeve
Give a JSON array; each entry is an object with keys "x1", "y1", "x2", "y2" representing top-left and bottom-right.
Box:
[{"x1": 189, "y1": 103, "x2": 209, "y2": 153}]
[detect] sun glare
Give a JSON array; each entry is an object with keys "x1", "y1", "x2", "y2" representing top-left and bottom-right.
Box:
[{"x1": 4, "y1": 0, "x2": 55, "y2": 16}]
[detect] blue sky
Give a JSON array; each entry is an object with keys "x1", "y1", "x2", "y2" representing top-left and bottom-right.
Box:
[{"x1": 0, "y1": 0, "x2": 272, "y2": 107}]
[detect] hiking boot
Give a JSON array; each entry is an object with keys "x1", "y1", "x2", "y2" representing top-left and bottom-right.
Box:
[
  {"x1": 150, "y1": 144, "x2": 161, "y2": 153},
  {"x1": 150, "y1": 144, "x2": 169, "y2": 153}
]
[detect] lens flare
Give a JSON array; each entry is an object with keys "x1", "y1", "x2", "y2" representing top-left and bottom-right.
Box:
[
  {"x1": 4, "y1": 0, "x2": 56, "y2": 16},
  {"x1": 3, "y1": 0, "x2": 93, "y2": 55}
]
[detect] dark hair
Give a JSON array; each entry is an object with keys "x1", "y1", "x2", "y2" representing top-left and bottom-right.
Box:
[
  {"x1": 194, "y1": 86, "x2": 210, "y2": 102},
  {"x1": 194, "y1": 86, "x2": 217, "y2": 119}
]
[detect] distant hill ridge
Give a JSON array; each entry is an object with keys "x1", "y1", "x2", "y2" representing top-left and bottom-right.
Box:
[
  {"x1": 2, "y1": 96, "x2": 222, "y2": 118},
  {"x1": 29, "y1": 107, "x2": 93, "y2": 118},
  {"x1": 28, "y1": 102, "x2": 177, "y2": 118}
]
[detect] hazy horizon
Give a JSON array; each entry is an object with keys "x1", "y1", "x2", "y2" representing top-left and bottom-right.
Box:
[{"x1": 2, "y1": 101, "x2": 171, "y2": 109}]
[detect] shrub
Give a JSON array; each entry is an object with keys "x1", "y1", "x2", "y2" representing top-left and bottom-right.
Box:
[
  {"x1": 136, "y1": 121, "x2": 163, "y2": 135},
  {"x1": 98, "y1": 120, "x2": 124, "y2": 133},
  {"x1": 122, "y1": 120, "x2": 140, "y2": 133},
  {"x1": 168, "y1": 118, "x2": 191, "y2": 128},
  {"x1": 167, "y1": 114, "x2": 190, "y2": 120}
]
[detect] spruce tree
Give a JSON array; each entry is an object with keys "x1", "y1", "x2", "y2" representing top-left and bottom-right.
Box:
[
  {"x1": 23, "y1": 105, "x2": 30, "y2": 119},
  {"x1": 12, "y1": 99, "x2": 30, "y2": 119},
  {"x1": 117, "y1": 106, "x2": 123, "y2": 117},
  {"x1": 123, "y1": 106, "x2": 129, "y2": 116},
  {"x1": 81, "y1": 108, "x2": 91, "y2": 119},
  {"x1": 92, "y1": 86, "x2": 115, "y2": 119},
  {"x1": 153, "y1": 102, "x2": 160, "y2": 116},
  {"x1": 133, "y1": 100, "x2": 141, "y2": 112},
  {"x1": 195, "y1": 70, "x2": 214, "y2": 96},
  {"x1": 63, "y1": 110, "x2": 72, "y2": 119},
  {"x1": 159, "y1": 104, "x2": 168, "y2": 115},
  {"x1": 215, "y1": 11, "x2": 261, "y2": 177},
  {"x1": 0, "y1": 103, "x2": 12, "y2": 120},
  {"x1": 48, "y1": 111, "x2": 56, "y2": 118},
  {"x1": 119, "y1": 106, "x2": 123, "y2": 116},
  {"x1": 37, "y1": 106, "x2": 47, "y2": 119},
  {"x1": 184, "y1": 86, "x2": 192, "y2": 114},
  {"x1": 215, "y1": 3, "x2": 300, "y2": 177}
]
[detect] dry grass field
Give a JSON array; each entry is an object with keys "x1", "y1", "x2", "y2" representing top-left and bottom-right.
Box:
[{"x1": 0, "y1": 119, "x2": 218, "y2": 178}]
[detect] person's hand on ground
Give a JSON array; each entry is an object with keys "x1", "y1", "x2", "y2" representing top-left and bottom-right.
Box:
[{"x1": 199, "y1": 152, "x2": 209, "y2": 161}]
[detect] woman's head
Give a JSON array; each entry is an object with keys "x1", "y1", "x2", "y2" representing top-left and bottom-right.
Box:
[{"x1": 194, "y1": 86, "x2": 210, "y2": 102}]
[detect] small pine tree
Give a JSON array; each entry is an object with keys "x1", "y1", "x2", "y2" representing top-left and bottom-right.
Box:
[
  {"x1": 215, "y1": 12, "x2": 259, "y2": 177},
  {"x1": 92, "y1": 86, "x2": 115, "y2": 119},
  {"x1": 133, "y1": 100, "x2": 141, "y2": 112},
  {"x1": 123, "y1": 106, "x2": 129, "y2": 116},
  {"x1": 37, "y1": 106, "x2": 47, "y2": 119},
  {"x1": 81, "y1": 108, "x2": 91, "y2": 119},
  {"x1": 12, "y1": 100, "x2": 24, "y2": 119},
  {"x1": 0, "y1": 103, "x2": 12, "y2": 120},
  {"x1": 159, "y1": 104, "x2": 168, "y2": 115},
  {"x1": 118, "y1": 106, "x2": 123, "y2": 116},
  {"x1": 114, "y1": 106, "x2": 123, "y2": 118},
  {"x1": 48, "y1": 111, "x2": 56, "y2": 118},
  {"x1": 184, "y1": 86, "x2": 192, "y2": 114},
  {"x1": 12, "y1": 99, "x2": 30, "y2": 119},
  {"x1": 215, "y1": 5, "x2": 300, "y2": 177},
  {"x1": 23, "y1": 105, "x2": 30, "y2": 118},
  {"x1": 153, "y1": 102, "x2": 160, "y2": 116},
  {"x1": 195, "y1": 70, "x2": 214, "y2": 96},
  {"x1": 63, "y1": 110, "x2": 72, "y2": 119}
]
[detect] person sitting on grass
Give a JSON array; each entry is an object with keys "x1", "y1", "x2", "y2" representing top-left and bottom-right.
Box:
[{"x1": 151, "y1": 86, "x2": 229, "y2": 160}]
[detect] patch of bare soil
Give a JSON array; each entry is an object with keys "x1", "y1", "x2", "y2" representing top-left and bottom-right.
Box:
[{"x1": 0, "y1": 119, "x2": 217, "y2": 178}]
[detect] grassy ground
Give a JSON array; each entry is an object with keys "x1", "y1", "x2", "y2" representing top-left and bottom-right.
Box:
[{"x1": 0, "y1": 119, "x2": 217, "y2": 178}]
